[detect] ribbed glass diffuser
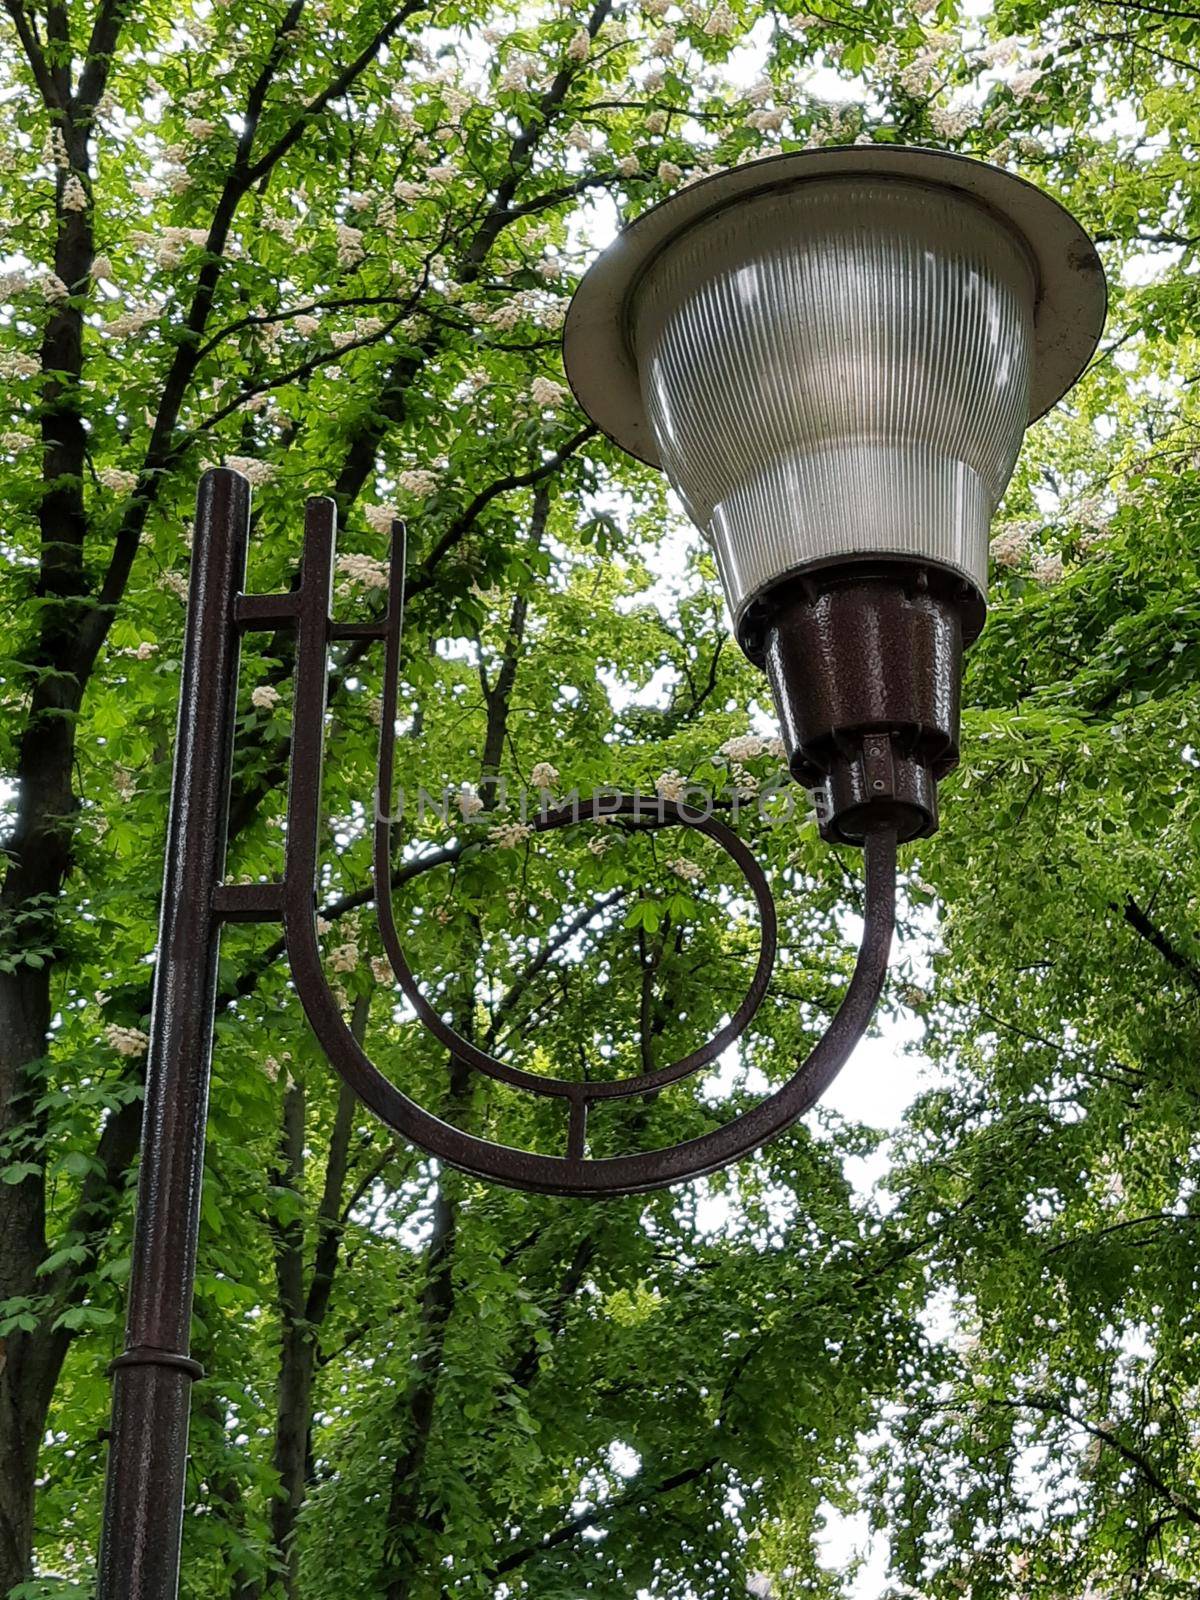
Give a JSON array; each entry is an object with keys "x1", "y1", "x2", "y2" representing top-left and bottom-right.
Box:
[
  {"x1": 564, "y1": 148, "x2": 1106, "y2": 657},
  {"x1": 632, "y1": 178, "x2": 1035, "y2": 639}
]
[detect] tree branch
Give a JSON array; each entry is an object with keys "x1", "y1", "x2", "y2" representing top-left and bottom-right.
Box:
[
  {"x1": 1122, "y1": 896, "x2": 1200, "y2": 995},
  {"x1": 488, "y1": 1458, "x2": 719, "y2": 1578},
  {"x1": 2, "y1": 3, "x2": 61, "y2": 108}
]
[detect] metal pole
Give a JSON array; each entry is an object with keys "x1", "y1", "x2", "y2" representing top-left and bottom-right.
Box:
[{"x1": 97, "y1": 468, "x2": 250, "y2": 1600}]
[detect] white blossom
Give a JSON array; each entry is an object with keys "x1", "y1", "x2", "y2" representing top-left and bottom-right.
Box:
[
  {"x1": 184, "y1": 117, "x2": 217, "y2": 140},
  {"x1": 565, "y1": 122, "x2": 592, "y2": 152},
  {"x1": 643, "y1": 67, "x2": 666, "y2": 92},
  {"x1": 157, "y1": 227, "x2": 210, "y2": 269},
  {"x1": 704, "y1": 3, "x2": 735, "y2": 36},
  {"x1": 618, "y1": 153, "x2": 641, "y2": 177},
  {"x1": 531, "y1": 375, "x2": 568, "y2": 408},
  {"x1": 0, "y1": 352, "x2": 37, "y2": 379},
  {"x1": 980, "y1": 38, "x2": 1022, "y2": 67},
  {"x1": 530, "y1": 761, "x2": 559, "y2": 789},
  {"x1": 252, "y1": 684, "x2": 282, "y2": 711},
  {"x1": 657, "y1": 160, "x2": 683, "y2": 185},
  {"x1": 487, "y1": 299, "x2": 525, "y2": 330},
  {"x1": 651, "y1": 27, "x2": 677, "y2": 57},
  {"x1": 107, "y1": 308, "x2": 158, "y2": 337},
  {"x1": 990, "y1": 521, "x2": 1033, "y2": 569},
  {"x1": 656, "y1": 769, "x2": 687, "y2": 801},
  {"x1": 335, "y1": 224, "x2": 365, "y2": 267},
  {"x1": 44, "y1": 127, "x2": 70, "y2": 170},
  {"x1": 364, "y1": 504, "x2": 398, "y2": 534},
  {"x1": 668, "y1": 857, "x2": 703, "y2": 882},
  {"x1": 1032, "y1": 552, "x2": 1064, "y2": 585},
  {"x1": 645, "y1": 110, "x2": 668, "y2": 134},
  {"x1": 42, "y1": 274, "x2": 71, "y2": 304},
  {"x1": 225, "y1": 456, "x2": 277, "y2": 487},
  {"x1": 457, "y1": 785, "x2": 484, "y2": 819},
  {"x1": 335, "y1": 552, "x2": 389, "y2": 592},
  {"x1": 898, "y1": 54, "x2": 937, "y2": 94},
  {"x1": 489, "y1": 821, "x2": 533, "y2": 848},
  {"x1": 746, "y1": 108, "x2": 785, "y2": 132},
  {"x1": 329, "y1": 942, "x2": 359, "y2": 973},
  {"x1": 98, "y1": 467, "x2": 138, "y2": 496},
  {"x1": 61, "y1": 175, "x2": 88, "y2": 212},
  {"x1": 0, "y1": 431, "x2": 34, "y2": 454},
  {"x1": 133, "y1": 641, "x2": 159, "y2": 660},
  {"x1": 428, "y1": 163, "x2": 456, "y2": 183},
  {"x1": 394, "y1": 179, "x2": 424, "y2": 204},
  {"x1": 498, "y1": 57, "x2": 535, "y2": 93},
  {"x1": 91, "y1": 254, "x2": 114, "y2": 282},
  {"x1": 586, "y1": 835, "x2": 610, "y2": 856},
  {"x1": 718, "y1": 733, "x2": 767, "y2": 763},
  {"x1": 397, "y1": 467, "x2": 439, "y2": 497},
  {"x1": 106, "y1": 1024, "x2": 150, "y2": 1058},
  {"x1": 293, "y1": 314, "x2": 321, "y2": 337},
  {"x1": 929, "y1": 100, "x2": 974, "y2": 140},
  {"x1": 567, "y1": 27, "x2": 591, "y2": 61},
  {"x1": 1008, "y1": 69, "x2": 1042, "y2": 99},
  {"x1": 158, "y1": 570, "x2": 189, "y2": 601},
  {"x1": 370, "y1": 955, "x2": 392, "y2": 984}
]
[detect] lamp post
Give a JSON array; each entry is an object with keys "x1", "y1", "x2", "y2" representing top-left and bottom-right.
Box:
[{"x1": 97, "y1": 148, "x2": 1104, "y2": 1599}]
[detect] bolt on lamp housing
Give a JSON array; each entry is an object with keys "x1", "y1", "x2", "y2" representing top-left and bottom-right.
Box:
[{"x1": 564, "y1": 148, "x2": 1105, "y2": 844}]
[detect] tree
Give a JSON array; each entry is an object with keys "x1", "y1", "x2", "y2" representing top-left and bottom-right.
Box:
[
  {"x1": 0, "y1": 0, "x2": 1192, "y2": 1596},
  {"x1": 0, "y1": 0, "x2": 913, "y2": 1594},
  {"x1": 864, "y1": 2, "x2": 1200, "y2": 1592}
]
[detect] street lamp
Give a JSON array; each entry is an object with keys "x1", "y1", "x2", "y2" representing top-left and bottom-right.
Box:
[
  {"x1": 97, "y1": 148, "x2": 1104, "y2": 1600},
  {"x1": 564, "y1": 145, "x2": 1105, "y2": 844}
]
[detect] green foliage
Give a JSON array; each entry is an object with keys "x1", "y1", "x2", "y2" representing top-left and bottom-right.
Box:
[{"x1": 0, "y1": 0, "x2": 1198, "y2": 1597}]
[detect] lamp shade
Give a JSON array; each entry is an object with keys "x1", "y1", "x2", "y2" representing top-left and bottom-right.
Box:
[
  {"x1": 564, "y1": 149, "x2": 1105, "y2": 845},
  {"x1": 564, "y1": 147, "x2": 1106, "y2": 654}
]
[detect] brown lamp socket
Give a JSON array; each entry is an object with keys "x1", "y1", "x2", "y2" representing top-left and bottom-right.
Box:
[{"x1": 758, "y1": 562, "x2": 983, "y2": 847}]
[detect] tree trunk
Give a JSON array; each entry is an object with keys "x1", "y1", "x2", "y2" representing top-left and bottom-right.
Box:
[
  {"x1": 254, "y1": 1004, "x2": 364, "y2": 1599},
  {"x1": 0, "y1": 966, "x2": 53, "y2": 1596}
]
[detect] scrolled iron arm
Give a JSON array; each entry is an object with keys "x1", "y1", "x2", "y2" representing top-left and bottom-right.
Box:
[{"x1": 278, "y1": 499, "x2": 896, "y2": 1196}]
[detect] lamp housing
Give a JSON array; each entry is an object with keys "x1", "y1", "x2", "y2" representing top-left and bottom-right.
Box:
[{"x1": 564, "y1": 148, "x2": 1105, "y2": 843}]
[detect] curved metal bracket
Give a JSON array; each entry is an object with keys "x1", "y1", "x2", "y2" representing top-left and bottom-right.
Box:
[
  {"x1": 267, "y1": 498, "x2": 896, "y2": 1196},
  {"x1": 99, "y1": 472, "x2": 896, "y2": 1600}
]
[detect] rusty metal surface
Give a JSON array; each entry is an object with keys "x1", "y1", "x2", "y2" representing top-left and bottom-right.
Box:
[{"x1": 97, "y1": 469, "x2": 251, "y2": 1600}]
